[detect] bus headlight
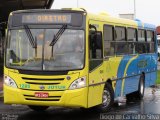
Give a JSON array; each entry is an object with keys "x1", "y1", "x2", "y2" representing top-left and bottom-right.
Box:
[
  {"x1": 69, "y1": 76, "x2": 86, "y2": 90},
  {"x1": 4, "y1": 75, "x2": 17, "y2": 88}
]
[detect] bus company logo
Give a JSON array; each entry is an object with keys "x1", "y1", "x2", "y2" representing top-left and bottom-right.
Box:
[
  {"x1": 138, "y1": 60, "x2": 147, "y2": 68},
  {"x1": 39, "y1": 85, "x2": 45, "y2": 90}
]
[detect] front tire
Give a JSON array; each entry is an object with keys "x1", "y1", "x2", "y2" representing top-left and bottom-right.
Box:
[
  {"x1": 95, "y1": 83, "x2": 114, "y2": 112},
  {"x1": 28, "y1": 105, "x2": 49, "y2": 111}
]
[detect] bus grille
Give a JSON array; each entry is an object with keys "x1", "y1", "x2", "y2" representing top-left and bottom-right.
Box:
[
  {"x1": 22, "y1": 77, "x2": 64, "y2": 81},
  {"x1": 23, "y1": 94, "x2": 61, "y2": 101},
  {"x1": 21, "y1": 77, "x2": 65, "y2": 85}
]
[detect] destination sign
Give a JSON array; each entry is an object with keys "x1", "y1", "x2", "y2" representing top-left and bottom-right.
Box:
[
  {"x1": 22, "y1": 14, "x2": 71, "y2": 24},
  {"x1": 10, "y1": 12, "x2": 84, "y2": 28}
]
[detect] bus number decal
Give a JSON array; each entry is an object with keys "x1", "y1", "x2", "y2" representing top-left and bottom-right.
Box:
[{"x1": 19, "y1": 84, "x2": 30, "y2": 89}]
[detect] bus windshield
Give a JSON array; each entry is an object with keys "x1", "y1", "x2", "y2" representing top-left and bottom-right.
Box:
[{"x1": 6, "y1": 28, "x2": 85, "y2": 71}]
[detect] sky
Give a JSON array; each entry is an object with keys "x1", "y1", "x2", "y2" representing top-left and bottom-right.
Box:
[{"x1": 51, "y1": 0, "x2": 160, "y2": 26}]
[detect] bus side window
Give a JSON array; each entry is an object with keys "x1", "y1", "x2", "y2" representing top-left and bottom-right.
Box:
[
  {"x1": 136, "y1": 29, "x2": 147, "y2": 54},
  {"x1": 103, "y1": 25, "x2": 115, "y2": 57},
  {"x1": 114, "y1": 26, "x2": 128, "y2": 55},
  {"x1": 89, "y1": 31, "x2": 103, "y2": 59},
  {"x1": 135, "y1": 43, "x2": 147, "y2": 54},
  {"x1": 127, "y1": 28, "x2": 137, "y2": 54},
  {"x1": 147, "y1": 30, "x2": 155, "y2": 53}
]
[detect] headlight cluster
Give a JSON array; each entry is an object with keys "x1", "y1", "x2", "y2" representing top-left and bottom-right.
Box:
[
  {"x1": 4, "y1": 75, "x2": 17, "y2": 88},
  {"x1": 69, "y1": 76, "x2": 86, "y2": 90}
]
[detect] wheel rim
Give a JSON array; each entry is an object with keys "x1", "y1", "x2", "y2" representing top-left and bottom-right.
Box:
[
  {"x1": 102, "y1": 89, "x2": 111, "y2": 108},
  {"x1": 140, "y1": 79, "x2": 144, "y2": 95}
]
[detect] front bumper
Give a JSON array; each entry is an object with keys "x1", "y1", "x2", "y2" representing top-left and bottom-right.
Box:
[{"x1": 4, "y1": 85, "x2": 88, "y2": 108}]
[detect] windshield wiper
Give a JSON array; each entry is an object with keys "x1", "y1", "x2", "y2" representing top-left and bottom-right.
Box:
[
  {"x1": 50, "y1": 24, "x2": 67, "y2": 46},
  {"x1": 24, "y1": 25, "x2": 36, "y2": 48}
]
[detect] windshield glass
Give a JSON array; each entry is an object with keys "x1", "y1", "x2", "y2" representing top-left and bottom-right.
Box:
[{"x1": 6, "y1": 29, "x2": 85, "y2": 71}]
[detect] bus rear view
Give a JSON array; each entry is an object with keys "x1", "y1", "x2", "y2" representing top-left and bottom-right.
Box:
[{"x1": 4, "y1": 9, "x2": 87, "y2": 111}]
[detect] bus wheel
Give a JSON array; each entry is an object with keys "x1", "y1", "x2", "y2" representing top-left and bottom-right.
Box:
[
  {"x1": 28, "y1": 105, "x2": 49, "y2": 111},
  {"x1": 96, "y1": 83, "x2": 114, "y2": 112},
  {"x1": 138, "y1": 75, "x2": 145, "y2": 99}
]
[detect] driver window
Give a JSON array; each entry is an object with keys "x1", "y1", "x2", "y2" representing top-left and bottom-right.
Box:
[
  {"x1": 89, "y1": 30, "x2": 103, "y2": 71},
  {"x1": 89, "y1": 31, "x2": 103, "y2": 59}
]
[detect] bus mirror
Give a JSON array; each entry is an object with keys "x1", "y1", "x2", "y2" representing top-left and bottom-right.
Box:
[{"x1": 89, "y1": 24, "x2": 97, "y2": 31}]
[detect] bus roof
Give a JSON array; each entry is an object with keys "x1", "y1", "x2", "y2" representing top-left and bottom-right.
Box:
[
  {"x1": 87, "y1": 13, "x2": 137, "y2": 28},
  {"x1": 144, "y1": 23, "x2": 156, "y2": 30},
  {"x1": 8, "y1": 8, "x2": 156, "y2": 31},
  {"x1": 87, "y1": 12, "x2": 155, "y2": 30},
  {"x1": 135, "y1": 19, "x2": 156, "y2": 30}
]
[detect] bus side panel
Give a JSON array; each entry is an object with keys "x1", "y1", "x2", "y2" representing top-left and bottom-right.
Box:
[
  {"x1": 114, "y1": 79, "x2": 122, "y2": 97},
  {"x1": 103, "y1": 59, "x2": 119, "y2": 92},
  {"x1": 101, "y1": 56, "x2": 123, "y2": 100},
  {"x1": 150, "y1": 72, "x2": 157, "y2": 86},
  {"x1": 145, "y1": 55, "x2": 152, "y2": 87},
  {"x1": 150, "y1": 54, "x2": 158, "y2": 86},
  {"x1": 124, "y1": 77, "x2": 139, "y2": 95},
  {"x1": 124, "y1": 57, "x2": 139, "y2": 95},
  {"x1": 145, "y1": 73, "x2": 151, "y2": 87},
  {"x1": 115, "y1": 55, "x2": 132, "y2": 97},
  {"x1": 88, "y1": 64, "x2": 105, "y2": 108},
  {"x1": 137, "y1": 54, "x2": 151, "y2": 87}
]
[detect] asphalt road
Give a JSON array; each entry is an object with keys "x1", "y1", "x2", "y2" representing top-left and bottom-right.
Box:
[{"x1": 0, "y1": 87, "x2": 160, "y2": 120}]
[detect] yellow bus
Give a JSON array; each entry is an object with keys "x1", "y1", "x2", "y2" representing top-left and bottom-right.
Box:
[{"x1": 4, "y1": 8, "x2": 157, "y2": 111}]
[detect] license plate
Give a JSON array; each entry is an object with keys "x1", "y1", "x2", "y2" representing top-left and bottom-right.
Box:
[{"x1": 35, "y1": 92, "x2": 49, "y2": 98}]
